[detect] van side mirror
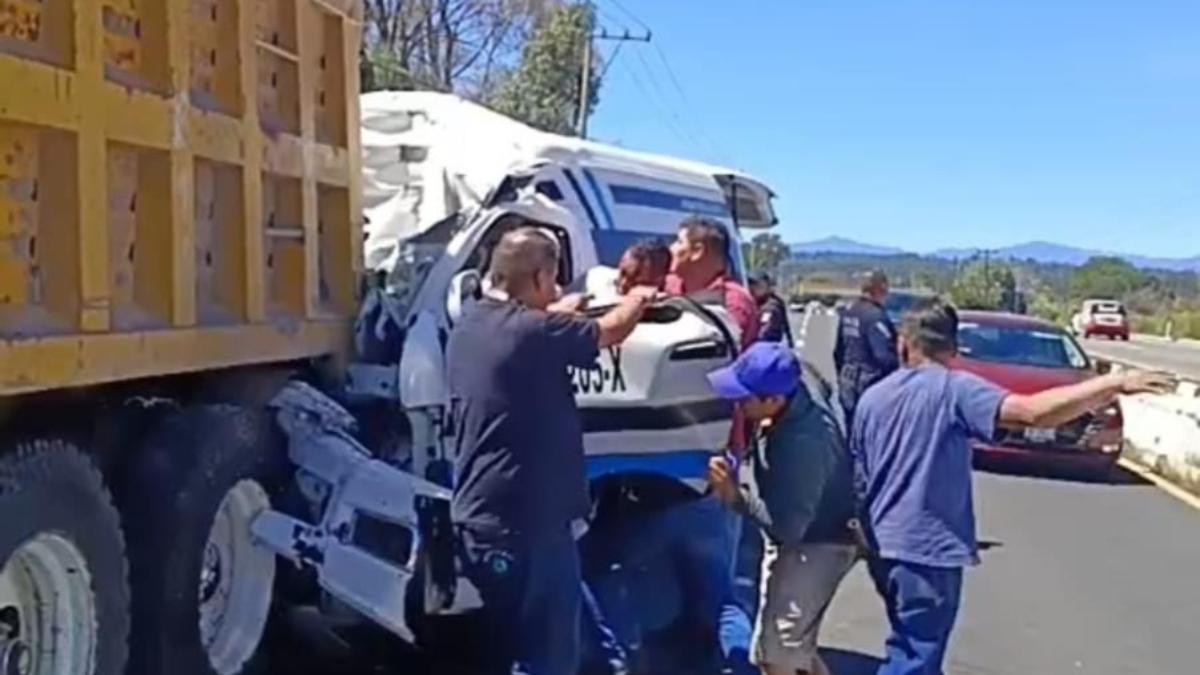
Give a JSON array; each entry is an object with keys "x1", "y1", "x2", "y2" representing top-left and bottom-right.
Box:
[
  {"x1": 447, "y1": 269, "x2": 482, "y2": 324},
  {"x1": 1094, "y1": 358, "x2": 1113, "y2": 375}
]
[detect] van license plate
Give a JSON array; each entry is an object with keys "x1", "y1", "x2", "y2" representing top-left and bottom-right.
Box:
[{"x1": 1024, "y1": 427, "x2": 1056, "y2": 444}]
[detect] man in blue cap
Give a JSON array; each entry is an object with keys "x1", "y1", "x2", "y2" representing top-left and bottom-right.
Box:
[{"x1": 706, "y1": 342, "x2": 860, "y2": 675}]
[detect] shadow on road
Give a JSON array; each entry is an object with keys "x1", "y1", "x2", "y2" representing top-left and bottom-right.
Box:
[
  {"x1": 974, "y1": 456, "x2": 1150, "y2": 487},
  {"x1": 822, "y1": 647, "x2": 884, "y2": 675}
]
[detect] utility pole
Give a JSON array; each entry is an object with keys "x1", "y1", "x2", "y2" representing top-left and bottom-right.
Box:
[
  {"x1": 578, "y1": 29, "x2": 592, "y2": 137},
  {"x1": 978, "y1": 248, "x2": 999, "y2": 307},
  {"x1": 577, "y1": 13, "x2": 652, "y2": 138}
]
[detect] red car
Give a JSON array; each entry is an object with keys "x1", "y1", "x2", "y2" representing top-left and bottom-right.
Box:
[{"x1": 953, "y1": 311, "x2": 1123, "y2": 475}]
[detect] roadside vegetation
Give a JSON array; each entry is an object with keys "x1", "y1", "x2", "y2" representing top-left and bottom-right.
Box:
[{"x1": 748, "y1": 234, "x2": 1200, "y2": 339}]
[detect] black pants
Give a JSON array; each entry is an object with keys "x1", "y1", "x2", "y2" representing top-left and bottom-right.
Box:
[{"x1": 460, "y1": 527, "x2": 583, "y2": 675}]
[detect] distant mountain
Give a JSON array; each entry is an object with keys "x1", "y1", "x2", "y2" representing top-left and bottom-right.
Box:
[
  {"x1": 932, "y1": 241, "x2": 1096, "y2": 266},
  {"x1": 787, "y1": 237, "x2": 1199, "y2": 272},
  {"x1": 930, "y1": 241, "x2": 1200, "y2": 272},
  {"x1": 791, "y1": 237, "x2": 908, "y2": 257}
]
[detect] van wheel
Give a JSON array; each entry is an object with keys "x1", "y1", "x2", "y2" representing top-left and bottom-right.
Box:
[
  {"x1": 0, "y1": 439, "x2": 130, "y2": 675},
  {"x1": 123, "y1": 406, "x2": 286, "y2": 675}
]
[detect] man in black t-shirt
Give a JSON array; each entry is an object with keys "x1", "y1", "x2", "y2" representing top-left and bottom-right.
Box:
[{"x1": 447, "y1": 226, "x2": 651, "y2": 675}]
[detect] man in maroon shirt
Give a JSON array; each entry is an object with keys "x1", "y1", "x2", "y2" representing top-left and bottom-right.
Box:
[
  {"x1": 665, "y1": 216, "x2": 761, "y2": 674},
  {"x1": 667, "y1": 217, "x2": 761, "y2": 349}
]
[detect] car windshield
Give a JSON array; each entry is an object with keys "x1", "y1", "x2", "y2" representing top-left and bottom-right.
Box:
[
  {"x1": 958, "y1": 322, "x2": 1089, "y2": 370},
  {"x1": 884, "y1": 292, "x2": 927, "y2": 323},
  {"x1": 1090, "y1": 303, "x2": 1126, "y2": 316}
]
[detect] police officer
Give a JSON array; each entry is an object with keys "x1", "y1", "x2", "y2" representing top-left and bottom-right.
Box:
[
  {"x1": 749, "y1": 273, "x2": 794, "y2": 347},
  {"x1": 833, "y1": 270, "x2": 899, "y2": 424}
]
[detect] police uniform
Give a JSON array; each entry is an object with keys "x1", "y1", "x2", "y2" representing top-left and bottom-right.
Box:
[
  {"x1": 757, "y1": 293, "x2": 794, "y2": 347},
  {"x1": 833, "y1": 298, "x2": 899, "y2": 423}
]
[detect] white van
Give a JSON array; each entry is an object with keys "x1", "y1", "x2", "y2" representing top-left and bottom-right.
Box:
[
  {"x1": 357, "y1": 91, "x2": 778, "y2": 488},
  {"x1": 248, "y1": 93, "x2": 782, "y2": 651}
]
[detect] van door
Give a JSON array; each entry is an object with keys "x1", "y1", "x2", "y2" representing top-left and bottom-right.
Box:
[{"x1": 575, "y1": 298, "x2": 736, "y2": 491}]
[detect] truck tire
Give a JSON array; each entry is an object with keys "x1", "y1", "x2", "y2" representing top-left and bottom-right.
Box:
[
  {"x1": 0, "y1": 439, "x2": 130, "y2": 675},
  {"x1": 123, "y1": 406, "x2": 287, "y2": 675}
]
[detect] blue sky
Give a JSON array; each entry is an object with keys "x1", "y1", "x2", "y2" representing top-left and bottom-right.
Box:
[{"x1": 588, "y1": 1, "x2": 1200, "y2": 257}]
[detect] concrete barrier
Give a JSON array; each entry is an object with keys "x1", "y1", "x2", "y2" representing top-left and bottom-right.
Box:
[{"x1": 1113, "y1": 367, "x2": 1200, "y2": 494}]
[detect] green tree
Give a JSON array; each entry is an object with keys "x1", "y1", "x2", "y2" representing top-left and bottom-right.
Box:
[
  {"x1": 743, "y1": 232, "x2": 790, "y2": 274},
  {"x1": 361, "y1": 0, "x2": 555, "y2": 96},
  {"x1": 1068, "y1": 256, "x2": 1145, "y2": 300},
  {"x1": 949, "y1": 259, "x2": 1014, "y2": 310},
  {"x1": 487, "y1": 3, "x2": 599, "y2": 135}
]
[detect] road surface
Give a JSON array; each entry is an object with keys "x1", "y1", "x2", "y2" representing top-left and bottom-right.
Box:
[
  {"x1": 1083, "y1": 335, "x2": 1200, "y2": 381},
  {"x1": 821, "y1": 465, "x2": 1200, "y2": 675},
  {"x1": 272, "y1": 465, "x2": 1200, "y2": 675}
]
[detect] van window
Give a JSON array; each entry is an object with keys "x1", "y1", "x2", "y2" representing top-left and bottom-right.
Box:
[
  {"x1": 536, "y1": 181, "x2": 565, "y2": 202},
  {"x1": 466, "y1": 216, "x2": 573, "y2": 287},
  {"x1": 591, "y1": 229, "x2": 746, "y2": 283}
]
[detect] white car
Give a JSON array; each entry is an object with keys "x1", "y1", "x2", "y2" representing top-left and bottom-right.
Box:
[{"x1": 1071, "y1": 299, "x2": 1131, "y2": 340}]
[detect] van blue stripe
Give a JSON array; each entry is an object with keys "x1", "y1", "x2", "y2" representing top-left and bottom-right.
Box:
[
  {"x1": 562, "y1": 169, "x2": 602, "y2": 231},
  {"x1": 609, "y1": 184, "x2": 730, "y2": 218},
  {"x1": 582, "y1": 168, "x2": 617, "y2": 230},
  {"x1": 585, "y1": 449, "x2": 712, "y2": 481}
]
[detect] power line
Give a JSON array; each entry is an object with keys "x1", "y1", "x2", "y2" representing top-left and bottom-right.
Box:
[
  {"x1": 594, "y1": 0, "x2": 732, "y2": 164},
  {"x1": 617, "y1": 56, "x2": 694, "y2": 148},
  {"x1": 579, "y1": 24, "x2": 651, "y2": 138},
  {"x1": 599, "y1": 0, "x2": 651, "y2": 32},
  {"x1": 628, "y1": 47, "x2": 712, "y2": 153}
]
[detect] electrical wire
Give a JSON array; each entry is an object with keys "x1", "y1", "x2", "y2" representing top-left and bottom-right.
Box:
[{"x1": 617, "y1": 56, "x2": 695, "y2": 149}]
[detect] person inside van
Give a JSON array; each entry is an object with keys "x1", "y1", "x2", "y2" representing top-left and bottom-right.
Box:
[
  {"x1": 617, "y1": 239, "x2": 672, "y2": 295},
  {"x1": 667, "y1": 216, "x2": 759, "y2": 348}
]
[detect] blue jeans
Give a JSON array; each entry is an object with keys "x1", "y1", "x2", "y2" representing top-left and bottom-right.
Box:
[
  {"x1": 581, "y1": 495, "x2": 757, "y2": 673},
  {"x1": 461, "y1": 528, "x2": 582, "y2": 675},
  {"x1": 869, "y1": 558, "x2": 964, "y2": 675},
  {"x1": 668, "y1": 497, "x2": 757, "y2": 675}
]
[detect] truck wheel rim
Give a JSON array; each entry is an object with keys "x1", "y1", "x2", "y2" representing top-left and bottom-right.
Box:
[
  {"x1": 0, "y1": 534, "x2": 97, "y2": 675},
  {"x1": 198, "y1": 480, "x2": 275, "y2": 675}
]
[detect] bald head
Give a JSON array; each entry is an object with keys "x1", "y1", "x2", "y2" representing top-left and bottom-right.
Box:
[{"x1": 488, "y1": 226, "x2": 560, "y2": 307}]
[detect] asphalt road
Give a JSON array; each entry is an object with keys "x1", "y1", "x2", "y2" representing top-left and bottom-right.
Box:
[
  {"x1": 820, "y1": 465, "x2": 1200, "y2": 675},
  {"x1": 274, "y1": 465, "x2": 1200, "y2": 675},
  {"x1": 1083, "y1": 335, "x2": 1200, "y2": 381}
]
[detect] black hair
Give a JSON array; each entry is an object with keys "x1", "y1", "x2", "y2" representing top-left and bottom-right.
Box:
[
  {"x1": 900, "y1": 298, "x2": 959, "y2": 357},
  {"x1": 623, "y1": 238, "x2": 671, "y2": 275},
  {"x1": 678, "y1": 216, "x2": 730, "y2": 264},
  {"x1": 860, "y1": 269, "x2": 889, "y2": 294}
]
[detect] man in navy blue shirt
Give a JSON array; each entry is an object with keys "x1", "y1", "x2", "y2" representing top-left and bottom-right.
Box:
[
  {"x1": 749, "y1": 273, "x2": 794, "y2": 347},
  {"x1": 852, "y1": 299, "x2": 1174, "y2": 675},
  {"x1": 447, "y1": 226, "x2": 652, "y2": 675}
]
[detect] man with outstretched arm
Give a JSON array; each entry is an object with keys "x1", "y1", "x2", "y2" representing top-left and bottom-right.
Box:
[
  {"x1": 852, "y1": 299, "x2": 1175, "y2": 675},
  {"x1": 446, "y1": 226, "x2": 653, "y2": 675}
]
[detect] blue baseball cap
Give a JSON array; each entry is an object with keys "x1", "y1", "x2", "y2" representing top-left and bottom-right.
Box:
[{"x1": 706, "y1": 342, "x2": 801, "y2": 400}]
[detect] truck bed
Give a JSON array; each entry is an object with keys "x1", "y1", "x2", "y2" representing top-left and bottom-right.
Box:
[{"x1": 0, "y1": 0, "x2": 363, "y2": 394}]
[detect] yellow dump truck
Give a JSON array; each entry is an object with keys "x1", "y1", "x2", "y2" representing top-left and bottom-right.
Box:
[{"x1": 0, "y1": 1, "x2": 362, "y2": 673}]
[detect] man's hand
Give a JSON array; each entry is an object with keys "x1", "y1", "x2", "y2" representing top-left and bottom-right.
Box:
[
  {"x1": 624, "y1": 284, "x2": 662, "y2": 304},
  {"x1": 707, "y1": 456, "x2": 740, "y2": 506},
  {"x1": 1119, "y1": 369, "x2": 1178, "y2": 395},
  {"x1": 548, "y1": 292, "x2": 590, "y2": 315}
]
